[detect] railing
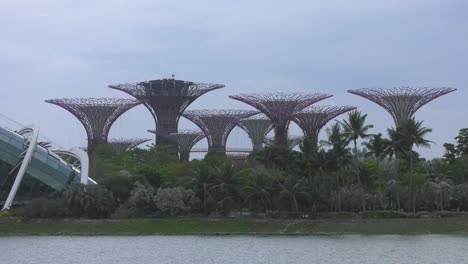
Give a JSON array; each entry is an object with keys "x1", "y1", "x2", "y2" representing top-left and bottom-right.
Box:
[{"x1": 190, "y1": 148, "x2": 253, "y2": 153}]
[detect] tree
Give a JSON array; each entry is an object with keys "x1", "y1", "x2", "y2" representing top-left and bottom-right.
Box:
[
  {"x1": 244, "y1": 170, "x2": 275, "y2": 215},
  {"x1": 277, "y1": 175, "x2": 309, "y2": 215},
  {"x1": 389, "y1": 118, "x2": 432, "y2": 213},
  {"x1": 154, "y1": 187, "x2": 200, "y2": 216},
  {"x1": 192, "y1": 164, "x2": 215, "y2": 216},
  {"x1": 363, "y1": 133, "x2": 390, "y2": 161},
  {"x1": 211, "y1": 162, "x2": 241, "y2": 216},
  {"x1": 320, "y1": 123, "x2": 352, "y2": 186},
  {"x1": 339, "y1": 110, "x2": 374, "y2": 184},
  {"x1": 128, "y1": 182, "x2": 155, "y2": 214}
]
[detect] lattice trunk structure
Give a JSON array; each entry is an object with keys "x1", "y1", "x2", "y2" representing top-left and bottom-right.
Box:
[
  {"x1": 45, "y1": 98, "x2": 141, "y2": 152},
  {"x1": 108, "y1": 138, "x2": 151, "y2": 151},
  {"x1": 293, "y1": 105, "x2": 356, "y2": 148},
  {"x1": 183, "y1": 110, "x2": 258, "y2": 153},
  {"x1": 108, "y1": 78, "x2": 224, "y2": 146},
  {"x1": 238, "y1": 115, "x2": 273, "y2": 151},
  {"x1": 348, "y1": 87, "x2": 456, "y2": 127},
  {"x1": 229, "y1": 92, "x2": 332, "y2": 147},
  {"x1": 148, "y1": 129, "x2": 206, "y2": 161}
]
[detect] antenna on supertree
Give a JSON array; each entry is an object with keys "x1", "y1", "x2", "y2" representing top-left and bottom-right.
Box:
[
  {"x1": 108, "y1": 138, "x2": 151, "y2": 151},
  {"x1": 293, "y1": 105, "x2": 356, "y2": 148},
  {"x1": 108, "y1": 78, "x2": 225, "y2": 145},
  {"x1": 148, "y1": 129, "x2": 206, "y2": 161},
  {"x1": 229, "y1": 92, "x2": 332, "y2": 146},
  {"x1": 238, "y1": 114, "x2": 273, "y2": 151},
  {"x1": 183, "y1": 109, "x2": 258, "y2": 154},
  {"x1": 348, "y1": 87, "x2": 456, "y2": 127},
  {"x1": 45, "y1": 98, "x2": 141, "y2": 152}
]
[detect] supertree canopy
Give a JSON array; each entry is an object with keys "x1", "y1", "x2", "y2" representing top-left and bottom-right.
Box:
[
  {"x1": 108, "y1": 78, "x2": 225, "y2": 144},
  {"x1": 238, "y1": 114, "x2": 273, "y2": 151},
  {"x1": 45, "y1": 98, "x2": 141, "y2": 151},
  {"x1": 348, "y1": 87, "x2": 456, "y2": 126},
  {"x1": 293, "y1": 105, "x2": 356, "y2": 148},
  {"x1": 229, "y1": 92, "x2": 332, "y2": 146},
  {"x1": 183, "y1": 109, "x2": 258, "y2": 153},
  {"x1": 108, "y1": 138, "x2": 151, "y2": 151},
  {"x1": 148, "y1": 129, "x2": 206, "y2": 161}
]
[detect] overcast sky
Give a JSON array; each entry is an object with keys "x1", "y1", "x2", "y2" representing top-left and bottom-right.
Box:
[{"x1": 0, "y1": 0, "x2": 467, "y2": 158}]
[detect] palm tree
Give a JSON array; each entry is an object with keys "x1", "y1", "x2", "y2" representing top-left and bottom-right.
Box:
[
  {"x1": 244, "y1": 170, "x2": 275, "y2": 215},
  {"x1": 277, "y1": 175, "x2": 309, "y2": 215},
  {"x1": 339, "y1": 110, "x2": 374, "y2": 184},
  {"x1": 320, "y1": 122, "x2": 351, "y2": 188},
  {"x1": 211, "y1": 162, "x2": 241, "y2": 216},
  {"x1": 363, "y1": 133, "x2": 391, "y2": 161},
  {"x1": 192, "y1": 165, "x2": 215, "y2": 216},
  {"x1": 389, "y1": 118, "x2": 433, "y2": 213}
]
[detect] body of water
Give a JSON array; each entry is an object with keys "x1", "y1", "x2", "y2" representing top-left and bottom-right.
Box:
[{"x1": 1, "y1": 235, "x2": 467, "y2": 264}]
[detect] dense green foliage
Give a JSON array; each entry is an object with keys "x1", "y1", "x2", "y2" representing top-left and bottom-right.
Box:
[{"x1": 12, "y1": 111, "x2": 468, "y2": 219}]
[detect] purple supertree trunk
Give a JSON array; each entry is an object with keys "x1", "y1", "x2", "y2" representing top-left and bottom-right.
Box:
[
  {"x1": 348, "y1": 87, "x2": 456, "y2": 127},
  {"x1": 45, "y1": 98, "x2": 141, "y2": 152},
  {"x1": 293, "y1": 105, "x2": 356, "y2": 148},
  {"x1": 229, "y1": 92, "x2": 332, "y2": 147},
  {"x1": 148, "y1": 129, "x2": 206, "y2": 161},
  {"x1": 183, "y1": 109, "x2": 258, "y2": 154},
  {"x1": 109, "y1": 78, "x2": 224, "y2": 147}
]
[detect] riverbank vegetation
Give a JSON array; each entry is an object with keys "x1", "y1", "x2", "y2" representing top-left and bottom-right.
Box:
[
  {"x1": 7, "y1": 111, "x2": 468, "y2": 220},
  {"x1": 2, "y1": 216, "x2": 468, "y2": 235}
]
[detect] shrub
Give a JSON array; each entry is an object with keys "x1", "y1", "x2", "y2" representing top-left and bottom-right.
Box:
[
  {"x1": 154, "y1": 187, "x2": 200, "y2": 216},
  {"x1": 128, "y1": 182, "x2": 155, "y2": 214},
  {"x1": 63, "y1": 183, "x2": 115, "y2": 218},
  {"x1": 16, "y1": 198, "x2": 66, "y2": 218}
]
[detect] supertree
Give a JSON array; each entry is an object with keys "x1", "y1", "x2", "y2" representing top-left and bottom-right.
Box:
[
  {"x1": 45, "y1": 98, "x2": 141, "y2": 151},
  {"x1": 148, "y1": 129, "x2": 206, "y2": 161},
  {"x1": 238, "y1": 114, "x2": 273, "y2": 151},
  {"x1": 108, "y1": 138, "x2": 151, "y2": 151},
  {"x1": 108, "y1": 78, "x2": 225, "y2": 145},
  {"x1": 293, "y1": 105, "x2": 356, "y2": 148},
  {"x1": 183, "y1": 109, "x2": 258, "y2": 153},
  {"x1": 229, "y1": 92, "x2": 332, "y2": 146},
  {"x1": 348, "y1": 87, "x2": 456, "y2": 127}
]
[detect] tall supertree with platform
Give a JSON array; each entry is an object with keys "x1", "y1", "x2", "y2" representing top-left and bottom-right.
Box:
[
  {"x1": 108, "y1": 138, "x2": 151, "y2": 151},
  {"x1": 108, "y1": 78, "x2": 225, "y2": 145},
  {"x1": 183, "y1": 109, "x2": 258, "y2": 153},
  {"x1": 229, "y1": 92, "x2": 332, "y2": 146},
  {"x1": 348, "y1": 87, "x2": 456, "y2": 127},
  {"x1": 45, "y1": 98, "x2": 141, "y2": 151},
  {"x1": 148, "y1": 129, "x2": 206, "y2": 161},
  {"x1": 238, "y1": 114, "x2": 273, "y2": 151},
  {"x1": 293, "y1": 105, "x2": 356, "y2": 148}
]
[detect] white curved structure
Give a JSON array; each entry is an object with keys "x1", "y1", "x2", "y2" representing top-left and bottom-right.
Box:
[
  {"x1": 52, "y1": 148, "x2": 90, "y2": 185},
  {"x1": 2, "y1": 126, "x2": 40, "y2": 211}
]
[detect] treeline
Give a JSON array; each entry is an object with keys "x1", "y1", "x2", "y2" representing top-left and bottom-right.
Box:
[{"x1": 15, "y1": 111, "x2": 468, "y2": 218}]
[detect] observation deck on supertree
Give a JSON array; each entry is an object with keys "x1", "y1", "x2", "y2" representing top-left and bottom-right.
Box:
[
  {"x1": 148, "y1": 129, "x2": 206, "y2": 161},
  {"x1": 108, "y1": 138, "x2": 151, "y2": 151},
  {"x1": 348, "y1": 87, "x2": 456, "y2": 127},
  {"x1": 229, "y1": 92, "x2": 332, "y2": 147},
  {"x1": 293, "y1": 105, "x2": 356, "y2": 148},
  {"x1": 108, "y1": 78, "x2": 225, "y2": 145},
  {"x1": 182, "y1": 109, "x2": 258, "y2": 153},
  {"x1": 238, "y1": 114, "x2": 273, "y2": 151},
  {"x1": 45, "y1": 98, "x2": 141, "y2": 152}
]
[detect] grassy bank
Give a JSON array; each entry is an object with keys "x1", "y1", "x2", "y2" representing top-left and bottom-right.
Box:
[{"x1": 2, "y1": 216, "x2": 468, "y2": 236}]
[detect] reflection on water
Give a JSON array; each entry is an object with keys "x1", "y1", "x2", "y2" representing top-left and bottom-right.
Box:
[{"x1": 1, "y1": 235, "x2": 468, "y2": 264}]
